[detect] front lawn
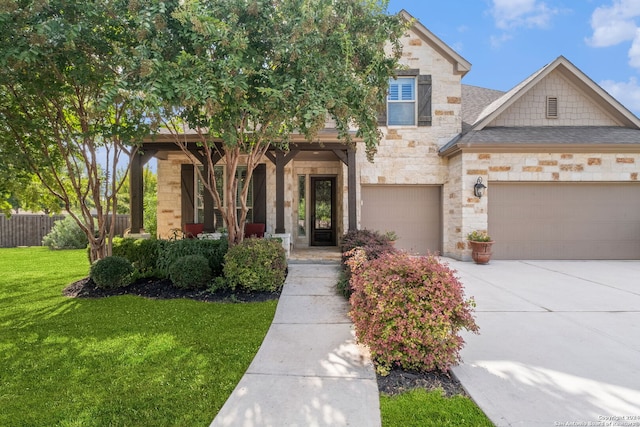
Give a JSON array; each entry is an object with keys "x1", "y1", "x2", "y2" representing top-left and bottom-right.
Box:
[
  {"x1": 0, "y1": 247, "x2": 277, "y2": 426},
  {"x1": 380, "y1": 389, "x2": 493, "y2": 427}
]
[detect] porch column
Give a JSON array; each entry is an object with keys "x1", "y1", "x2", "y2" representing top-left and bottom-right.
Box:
[
  {"x1": 266, "y1": 149, "x2": 299, "y2": 234},
  {"x1": 129, "y1": 147, "x2": 157, "y2": 234},
  {"x1": 333, "y1": 147, "x2": 358, "y2": 232},
  {"x1": 347, "y1": 148, "x2": 357, "y2": 231}
]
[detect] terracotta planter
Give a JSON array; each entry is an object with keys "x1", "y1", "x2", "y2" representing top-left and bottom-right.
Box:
[{"x1": 469, "y1": 241, "x2": 494, "y2": 264}]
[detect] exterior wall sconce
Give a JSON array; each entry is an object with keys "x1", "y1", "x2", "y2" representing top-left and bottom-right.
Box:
[{"x1": 473, "y1": 177, "x2": 487, "y2": 198}]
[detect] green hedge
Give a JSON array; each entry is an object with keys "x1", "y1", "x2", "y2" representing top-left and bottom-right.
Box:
[
  {"x1": 223, "y1": 238, "x2": 286, "y2": 292},
  {"x1": 157, "y1": 239, "x2": 228, "y2": 278},
  {"x1": 112, "y1": 237, "x2": 165, "y2": 275},
  {"x1": 90, "y1": 256, "x2": 134, "y2": 289},
  {"x1": 169, "y1": 254, "x2": 212, "y2": 289}
]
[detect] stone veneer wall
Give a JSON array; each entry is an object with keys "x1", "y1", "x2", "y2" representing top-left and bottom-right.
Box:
[
  {"x1": 156, "y1": 152, "x2": 185, "y2": 238},
  {"x1": 357, "y1": 26, "x2": 462, "y2": 228},
  {"x1": 442, "y1": 153, "x2": 463, "y2": 259},
  {"x1": 155, "y1": 152, "x2": 344, "y2": 241},
  {"x1": 448, "y1": 151, "x2": 640, "y2": 260},
  {"x1": 489, "y1": 71, "x2": 619, "y2": 127},
  {"x1": 155, "y1": 153, "x2": 283, "y2": 239}
]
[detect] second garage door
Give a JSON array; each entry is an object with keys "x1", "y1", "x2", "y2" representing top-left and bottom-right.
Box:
[
  {"x1": 361, "y1": 185, "x2": 441, "y2": 255},
  {"x1": 488, "y1": 182, "x2": 640, "y2": 259}
]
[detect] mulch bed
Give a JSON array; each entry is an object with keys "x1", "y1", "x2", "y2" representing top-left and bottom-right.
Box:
[
  {"x1": 63, "y1": 277, "x2": 466, "y2": 397},
  {"x1": 376, "y1": 367, "x2": 467, "y2": 397},
  {"x1": 62, "y1": 276, "x2": 281, "y2": 303}
]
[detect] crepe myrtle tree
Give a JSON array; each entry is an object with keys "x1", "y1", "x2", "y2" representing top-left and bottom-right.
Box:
[
  {"x1": 139, "y1": 0, "x2": 406, "y2": 245},
  {"x1": 0, "y1": 1, "x2": 151, "y2": 261}
]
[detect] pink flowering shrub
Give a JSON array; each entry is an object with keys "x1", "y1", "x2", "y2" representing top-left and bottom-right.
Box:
[
  {"x1": 348, "y1": 251, "x2": 479, "y2": 374},
  {"x1": 339, "y1": 230, "x2": 397, "y2": 297}
]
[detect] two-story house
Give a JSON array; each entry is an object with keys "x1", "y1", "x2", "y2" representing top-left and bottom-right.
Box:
[{"x1": 129, "y1": 10, "x2": 640, "y2": 260}]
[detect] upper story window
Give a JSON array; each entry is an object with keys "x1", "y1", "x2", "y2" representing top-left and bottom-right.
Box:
[
  {"x1": 387, "y1": 77, "x2": 416, "y2": 126},
  {"x1": 378, "y1": 71, "x2": 431, "y2": 127}
]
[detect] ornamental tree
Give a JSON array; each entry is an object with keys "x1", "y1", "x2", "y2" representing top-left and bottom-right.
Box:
[
  {"x1": 139, "y1": 0, "x2": 405, "y2": 244},
  {"x1": 0, "y1": 1, "x2": 150, "y2": 261}
]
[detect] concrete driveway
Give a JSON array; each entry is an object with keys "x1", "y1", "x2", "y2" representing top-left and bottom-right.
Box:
[{"x1": 445, "y1": 259, "x2": 640, "y2": 427}]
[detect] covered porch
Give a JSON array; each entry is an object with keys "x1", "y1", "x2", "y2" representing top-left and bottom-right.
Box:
[{"x1": 128, "y1": 137, "x2": 359, "y2": 248}]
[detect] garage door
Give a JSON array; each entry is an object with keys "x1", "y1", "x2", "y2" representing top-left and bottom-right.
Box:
[
  {"x1": 489, "y1": 183, "x2": 640, "y2": 259},
  {"x1": 361, "y1": 185, "x2": 441, "y2": 255}
]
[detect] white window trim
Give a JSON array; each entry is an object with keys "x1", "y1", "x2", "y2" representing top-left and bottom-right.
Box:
[{"x1": 387, "y1": 76, "x2": 417, "y2": 127}]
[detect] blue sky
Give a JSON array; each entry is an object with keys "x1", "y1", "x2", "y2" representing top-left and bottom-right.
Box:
[{"x1": 386, "y1": 0, "x2": 640, "y2": 116}]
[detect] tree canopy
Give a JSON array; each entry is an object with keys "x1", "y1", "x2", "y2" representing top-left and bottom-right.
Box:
[
  {"x1": 1, "y1": 0, "x2": 406, "y2": 250},
  {"x1": 0, "y1": 0, "x2": 150, "y2": 260},
  {"x1": 138, "y1": 0, "x2": 406, "y2": 243}
]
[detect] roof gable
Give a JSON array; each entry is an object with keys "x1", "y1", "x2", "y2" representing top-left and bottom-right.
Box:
[
  {"x1": 471, "y1": 56, "x2": 640, "y2": 130},
  {"x1": 400, "y1": 10, "x2": 471, "y2": 77}
]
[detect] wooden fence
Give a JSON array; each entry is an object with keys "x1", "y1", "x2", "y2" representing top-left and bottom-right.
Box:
[{"x1": 0, "y1": 214, "x2": 130, "y2": 248}]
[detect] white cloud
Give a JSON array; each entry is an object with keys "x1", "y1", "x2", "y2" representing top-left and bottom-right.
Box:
[
  {"x1": 490, "y1": 33, "x2": 513, "y2": 49},
  {"x1": 491, "y1": 0, "x2": 558, "y2": 29},
  {"x1": 587, "y1": 1, "x2": 640, "y2": 71},
  {"x1": 629, "y1": 28, "x2": 640, "y2": 68},
  {"x1": 587, "y1": 0, "x2": 640, "y2": 47},
  {"x1": 600, "y1": 77, "x2": 640, "y2": 114}
]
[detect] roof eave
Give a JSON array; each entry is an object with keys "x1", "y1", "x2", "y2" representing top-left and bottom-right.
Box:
[
  {"x1": 400, "y1": 10, "x2": 471, "y2": 77},
  {"x1": 440, "y1": 142, "x2": 640, "y2": 157}
]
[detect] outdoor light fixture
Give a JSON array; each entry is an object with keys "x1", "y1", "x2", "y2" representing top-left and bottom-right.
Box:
[{"x1": 473, "y1": 177, "x2": 487, "y2": 198}]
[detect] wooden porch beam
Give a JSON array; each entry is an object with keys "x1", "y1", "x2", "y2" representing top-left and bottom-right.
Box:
[
  {"x1": 129, "y1": 148, "x2": 156, "y2": 234},
  {"x1": 332, "y1": 149, "x2": 348, "y2": 165}
]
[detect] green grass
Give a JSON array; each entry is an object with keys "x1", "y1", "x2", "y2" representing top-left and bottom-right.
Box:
[
  {"x1": 0, "y1": 247, "x2": 277, "y2": 426},
  {"x1": 380, "y1": 389, "x2": 494, "y2": 427}
]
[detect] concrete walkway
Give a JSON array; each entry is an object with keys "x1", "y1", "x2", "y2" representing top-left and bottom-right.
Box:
[
  {"x1": 211, "y1": 262, "x2": 379, "y2": 427},
  {"x1": 447, "y1": 259, "x2": 640, "y2": 427}
]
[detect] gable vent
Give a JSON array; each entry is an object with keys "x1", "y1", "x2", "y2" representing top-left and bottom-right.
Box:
[{"x1": 546, "y1": 96, "x2": 558, "y2": 118}]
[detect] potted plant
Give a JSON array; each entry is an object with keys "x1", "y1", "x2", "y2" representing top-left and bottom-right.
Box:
[
  {"x1": 384, "y1": 230, "x2": 398, "y2": 245},
  {"x1": 467, "y1": 230, "x2": 494, "y2": 264}
]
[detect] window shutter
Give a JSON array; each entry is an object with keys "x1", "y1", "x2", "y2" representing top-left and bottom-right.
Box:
[
  {"x1": 180, "y1": 164, "x2": 195, "y2": 226},
  {"x1": 417, "y1": 75, "x2": 432, "y2": 127},
  {"x1": 252, "y1": 163, "x2": 267, "y2": 226}
]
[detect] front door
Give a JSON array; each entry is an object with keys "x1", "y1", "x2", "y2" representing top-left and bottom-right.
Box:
[{"x1": 310, "y1": 177, "x2": 336, "y2": 246}]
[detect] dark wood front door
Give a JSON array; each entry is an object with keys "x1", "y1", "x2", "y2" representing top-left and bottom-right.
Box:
[{"x1": 310, "y1": 177, "x2": 336, "y2": 246}]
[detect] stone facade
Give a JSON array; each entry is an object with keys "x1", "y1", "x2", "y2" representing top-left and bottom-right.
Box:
[
  {"x1": 151, "y1": 16, "x2": 640, "y2": 262},
  {"x1": 156, "y1": 152, "x2": 184, "y2": 238},
  {"x1": 357, "y1": 25, "x2": 463, "y2": 234},
  {"x1": 444, "y1": 151, "x2": 640, "y2": 260}
]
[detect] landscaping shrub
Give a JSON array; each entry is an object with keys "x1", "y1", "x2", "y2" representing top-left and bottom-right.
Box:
[
  {"x1": 339, "y1": 229, "x2": 397, "y2": 297},
  {"x1": 112, "y1": 237, "x2": 164, "y2": 275},
  {"x1": 224, "y1": 238, "x2": 286, "y2": 292},
  {"x1": 90, "y1": 256, "x2": 134, "y2": 289},
  {"x1": 341, "y1": 228, "x2": 396, "y2": 261},
  {"x1": 348, "y1": 250, "x2": 479, "y2": 375},
  {"x1": 169, "y1": 254, "x2": 212, "y2": 289},
  {"x1": 157, "y1": 238, "x2": 228, "y2": 277},
  {"x1": 42, "y1": 216, "x2": 88, "y2": 250}
]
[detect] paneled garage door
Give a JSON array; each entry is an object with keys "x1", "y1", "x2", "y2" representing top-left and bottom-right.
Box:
[
  {"x1": 488, "y1": 182, "x2": 640, "y2": 259},
  {"x1": 361, "y1": 185, "x2": 441, "y2": 255}
]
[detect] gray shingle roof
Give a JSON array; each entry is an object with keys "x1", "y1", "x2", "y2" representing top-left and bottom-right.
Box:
[
  {"x1": 458, "y1": 126, "x2": 640, "y2": 145},
  {"x1": 461, "y1": 85, "x2": 505, "y2": 132}
]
